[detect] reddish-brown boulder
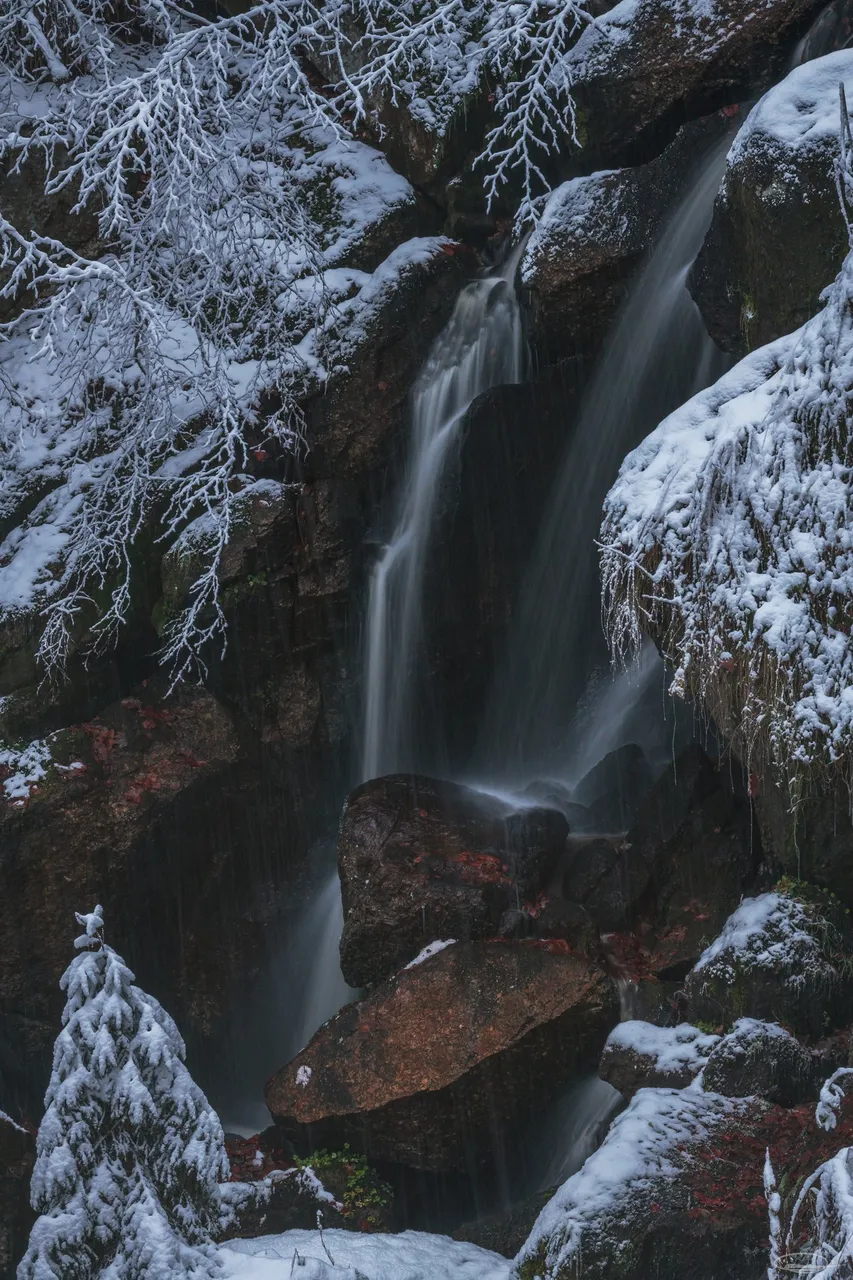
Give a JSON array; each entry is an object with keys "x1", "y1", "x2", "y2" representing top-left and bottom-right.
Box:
[
  {"x1": 338, "y1": 775, "x2": 569, "y2": 989},
  {"x1": 265, "y1": 939, "x2": 617, "y2": 1171}
]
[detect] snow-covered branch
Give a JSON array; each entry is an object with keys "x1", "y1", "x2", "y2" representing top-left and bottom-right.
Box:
[
  {"x1": 344, "y1": 0, "x2": 593, "y2": 220},
  {"x1": 0, "y1": 0, "x2": 593, "y2": 683}
]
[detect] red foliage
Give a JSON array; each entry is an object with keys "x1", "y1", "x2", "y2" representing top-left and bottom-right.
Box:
[
  {"x1": 82, "y1": 722, "x2": 119, "y2": 768},
  {"x1": 687, "y1": 1092, "x2": 853, "y2": 1226},
  {"x1": 449, "y1": 850, "x2": 511, "y2": 886},
  {"x1": 225, "y1": 1133, "x2": 295, "y2": 1182}
]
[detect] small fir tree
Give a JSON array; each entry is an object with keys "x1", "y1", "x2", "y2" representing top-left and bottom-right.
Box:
[{"x1": 19, "y1": 905, "x2": 229, "y2": 1279}]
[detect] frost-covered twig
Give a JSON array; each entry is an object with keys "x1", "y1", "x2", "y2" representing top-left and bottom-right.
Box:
[{"x1": 345, "y1": 0, "x2": 594, "y2": 221}]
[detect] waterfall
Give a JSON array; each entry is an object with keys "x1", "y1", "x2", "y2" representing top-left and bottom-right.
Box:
[
  {"x1": 476, "y1": 137, "x2": 733, "y2": 785},
  {"x1": 286, "y1": 872, "x2": 358, "y2": 1056},
  {"x1": 360, "y1": 249, "x2": 526, "y2": 782}
]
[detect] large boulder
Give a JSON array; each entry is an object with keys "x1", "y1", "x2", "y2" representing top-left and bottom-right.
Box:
[
  {"x1": 682, "y1": 889, "x2": 853, "y2": 1038},
  {"x1": 514, "y1": 1073, "x2": 853, "y2": 1280},
  {"x1": 0, "y1": 1112, "x2": 34, "y2": 1280},
  {"x1": 522, "y1": 111, "x2": 740, "y2": 361},
  {"x1": 566, "y1": 0, "x2": 822, "y2": 157},
  {"x1": 265, "y1": 940, "x2": 618, "y2": 1171},
  {"x1": 337, "y1": 775, "x2": 569, "y2": 989},
  {"x1": 691, "y1": 51, "x2": 853, "y2": 355},
  {"x1": 599, "y1": 1021, "x2": 720, "y2": 1100}
]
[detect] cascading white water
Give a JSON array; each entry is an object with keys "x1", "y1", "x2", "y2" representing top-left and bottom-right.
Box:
[
  {"x1": 476, "y1": 137, "x2": 733, "y2": 785},
  {"x1": 360, "y1": 252, "x2": 525, "y2": 782}
]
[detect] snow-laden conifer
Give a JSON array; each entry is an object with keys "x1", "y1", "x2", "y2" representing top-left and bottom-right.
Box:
[{"x1": 18, "y1": 905, "x2": 228, "y2": 1279}]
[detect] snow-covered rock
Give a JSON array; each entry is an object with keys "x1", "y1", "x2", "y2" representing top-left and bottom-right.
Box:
[
  {"x1": 513, "y1": 1081, "x2": 751, "y2": 1280},
  {"x1": 692, "y1": 50, "x2": 853, "y2": 353},
  {"x1": 682, "y1": 892, "x2": 853, "y2": 1036},
  {"x1": 600, "y1": 217, "x2": 853, "y2": 794},
  {"x1": 701, "y1": 1017, "x2": 818, "y2": 1106},
  {"x1": 600, "y1": 1021, "x2": 720, "y2": 1098},
  {"x1": 566, "y1": 0, "x2": 818, "y2": 154}
]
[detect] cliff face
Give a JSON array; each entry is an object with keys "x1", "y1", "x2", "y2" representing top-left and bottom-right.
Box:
[{"x1": 5, "y1": 2, "x2": 853, "y2": 1276}]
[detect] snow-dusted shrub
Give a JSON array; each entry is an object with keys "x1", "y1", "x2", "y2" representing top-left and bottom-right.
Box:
[
  {"x1": 600, "y1": 87, "x2": 853, "y2": 799},
  {"x1": 18, "y1": 904, "x2": 229, "y2": 1278}
]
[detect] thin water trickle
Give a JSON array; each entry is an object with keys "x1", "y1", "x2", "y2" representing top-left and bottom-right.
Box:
[
  {"x1": 360, "y1": 248, "x2": 526, "y2": 782},
  {"x1": 289, "y1": 872, "x2": 358, "y2": 1055},
  {"x1": 476, "y1": 137, "x2": 733, "y2": 785},
  {"x1": 529, "y1": 1077, "x2": 624, "y2": 1193}
]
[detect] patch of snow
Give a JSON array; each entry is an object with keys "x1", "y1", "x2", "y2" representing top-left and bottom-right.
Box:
[
  {"x1": 0, "y1": 738, "x2": 52, "y2": 801},
  {"x1": 605, "y1": 1020, "x2": 720, "y2": 1073},
  {"x1": 724, "y1": 49, "x2": 853, "y2": 187},
  {"x1": 692, "y1": 893, "x2": 819, "y2": 979},
  {"x1": 404, "y1": 940, "x2": 458, "y2": 969},
  {"x1": 221, "y1": 1229, "x2": 511, "y2": 1280}
]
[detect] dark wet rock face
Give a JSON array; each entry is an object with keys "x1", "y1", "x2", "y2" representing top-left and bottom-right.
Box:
[
  {"x1": 337, "y1": 774, "x2": 569, "y2": 989},
  {"x1": 572, "y1": 743, "x2": 655, "y2": 834},
  {"x1": 0, "y1": 1113, "x2": 34, "y2": 1280},
  {"x1": 691, "y1": 51, "x2": 851, "y2": 356},
  {"x1": 702, "y1": 1019, "x2": 819, "y2": 1106},
  {"x1": 562, "y1": 745, "x2": 759, "y2": 967},
  {"x1": 452, "y1": 1189, "x2": 557, "y2": 1260},
  {"x1": 265, "y1": 940, "x2": 618, "y2": 1171}
]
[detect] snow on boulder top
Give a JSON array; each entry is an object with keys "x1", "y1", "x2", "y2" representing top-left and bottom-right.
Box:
[
  {"x1": 404, "y1": 939, "x2": 457, "y2": 969},
  {"x1": 725, "y1": 49, "x2": 853, "y2": 181},
  {"x1": 605, "y1": 1021, "x2": 720, "y2": 1073},
  {"x1": 691, "y1": 893, "x2": 820, "y2": 978},
  {"x1": 221, "y1": 1227, "x2": 511, "y2": 1280}
]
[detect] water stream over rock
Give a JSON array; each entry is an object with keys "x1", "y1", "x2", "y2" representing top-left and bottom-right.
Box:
[{"x1": 476, "y1": 137, "x2": 733, "y2": 786}]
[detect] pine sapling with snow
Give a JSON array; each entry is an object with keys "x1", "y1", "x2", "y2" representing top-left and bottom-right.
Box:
[{"x1": 18, "y1": 905, "x2": 229, "y2": 1278}]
